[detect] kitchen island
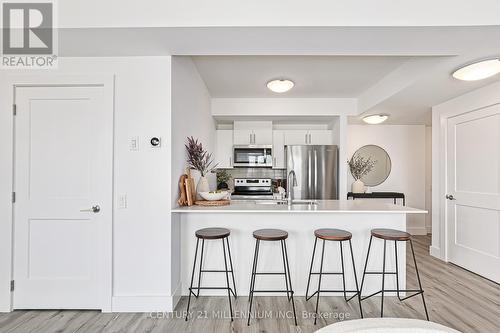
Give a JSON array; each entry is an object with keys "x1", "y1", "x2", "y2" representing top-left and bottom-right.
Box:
[{"x1": 172, "y1": 200, "x2": 426, "y2": 297}]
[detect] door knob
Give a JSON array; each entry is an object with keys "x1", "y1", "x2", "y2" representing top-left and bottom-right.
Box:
[
  {"x1": 445, "y1": 194, "x2": 456, "y2": 200},
  {"x1": 80, "y1": 205, "x2": 101, "y2": 213}
]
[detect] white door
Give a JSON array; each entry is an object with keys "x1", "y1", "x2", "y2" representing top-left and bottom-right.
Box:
[
  {"x1": 13, "y1": 85, "x2": 113, "y2": 309},
  {"x1": 216, "y1": 130, "x2": 234, "y2": 168},
  {"x1": 446, "y1": 104, "x2": 500, "y2": 283}
]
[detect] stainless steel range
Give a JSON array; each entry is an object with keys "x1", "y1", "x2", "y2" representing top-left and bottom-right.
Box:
[{"x1": 231, "y1": 178, "x2": 273, "y2": 200}]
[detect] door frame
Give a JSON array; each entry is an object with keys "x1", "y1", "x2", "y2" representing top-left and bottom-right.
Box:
[
  {"x1": 431, "y1": 80, "x2": 500, "y2": 263},
  {"x1": 0, "y1": 74, "x2": 114, "y2": 312}
]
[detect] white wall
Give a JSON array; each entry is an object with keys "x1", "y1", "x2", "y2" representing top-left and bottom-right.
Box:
[
  {"x1": 0, "y1": 57, "x2": 173, "y2": 312},
  {"x1": 170, "y1": 56, "x2": 215, "y2": 304},
  {"x1": 347, "y1": 125, "x2": 427, "y2": 235},
  {"x1": 58, "y1": 0, "x2": 500, "y2": 28},
  {"x1": 431, "y1": 80, "x2": 500, "y2": 260}
]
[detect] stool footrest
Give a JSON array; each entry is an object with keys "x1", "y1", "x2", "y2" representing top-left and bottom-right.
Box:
[
  {"x1": 361, "y1": 289, "x2": 423, "y2": 301},
  {"x1": 364, "y1": 271, "x2": 397, "y2": 275},
  {"x1": 200, "y1": 269, "x2": 234, "y2": 273},
  {"x1": 309, "y1": 272, "x2": 344, "y2": 275},
  {"x1": 254, "y1": 272, "x2": 286, "y2": 275},
  {"x1": 251, "y1": 290, "x2": 295, "y2": 293}
]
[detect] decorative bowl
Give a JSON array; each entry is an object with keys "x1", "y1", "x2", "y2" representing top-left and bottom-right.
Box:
[{"x1": 199, "y1": 191, "x2": 228, "y2": 201}]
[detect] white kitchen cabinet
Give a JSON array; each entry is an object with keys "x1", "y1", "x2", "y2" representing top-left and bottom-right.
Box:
[
  {"x1": 309, "y1": 130, "x2": 333, "y2": 144},
  {"x1": 233, "y1": 129, "x2": 253, "y2": 145},
  {"x1": 215, "y1": 130, "x2": 233, "y2": 168},
  {"x1": 272, "y1": 130, "x2": 286, "y2": 169},
  {"x1": 283, "y1": 129, "x2": 333, "y2": 145},
  {"x1": 284, "y1": 130, "x2": 309, "y2": 145},
  {"x1": 253, "y1": 128, "x2": 273, "y2": 144},
  {"x1": 233, "y1": 121, "x2": 272, "y2": 145}
]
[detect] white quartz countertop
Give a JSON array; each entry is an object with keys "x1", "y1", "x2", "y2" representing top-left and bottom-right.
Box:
[{"x1": 171, "y1": 200, "x2": 427, "y2": 214}]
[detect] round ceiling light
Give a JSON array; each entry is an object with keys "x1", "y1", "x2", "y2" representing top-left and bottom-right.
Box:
[
  {"x1": 452, "y1": 58, "x2": 500, "y2": 81},
  {"x1": 362, "y1": 114, "x2": 389, "y2": 125},
  {"x1": 267, "y1": 79, "x2": 294, "y2": 93}
]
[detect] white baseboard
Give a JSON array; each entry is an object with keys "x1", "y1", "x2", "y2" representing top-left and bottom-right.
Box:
[
  {"x1": 112, "y1": 295, "x2": 175, "y2": 313},
  {"x1": 171, "y1": 283, "x2": 182, "y2": 310},
  {"x1": 429, "y1": 245, "x2": 443, "y2": 260},
  {"x1": 407, "y1": 227, "x2": 427, "y2": 235}
]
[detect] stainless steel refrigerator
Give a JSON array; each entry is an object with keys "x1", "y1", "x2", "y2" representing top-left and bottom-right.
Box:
[{"x1": 285, "y1": 145, "x2": 338, "y2": 200}]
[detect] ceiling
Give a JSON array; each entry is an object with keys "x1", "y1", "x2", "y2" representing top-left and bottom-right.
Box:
[
  {"x1": 58, "y1": 26, "x2": 500, "y2": 125},
  {"x1": 191, "y1": 56, "x2": 413, "y2": 98}
]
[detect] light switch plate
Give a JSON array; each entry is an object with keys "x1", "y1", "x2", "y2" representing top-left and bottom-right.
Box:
[
  {"x1": 130, "y1": 137, "x2": 139, "y2": 151},
  {"x1": 118, "y1": 194, "x2": 127, "y2": 209}
]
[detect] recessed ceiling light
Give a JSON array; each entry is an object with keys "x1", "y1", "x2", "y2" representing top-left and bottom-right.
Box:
[
  {"x1": 267, "y1": 79, "x2": 294, "y2": 93},
  {"x1": 452, "y1": 58, "x2": 500, "y2": 81},
  {"x1": 362, "y1": 114, "x2": 389, "y2": 125}
]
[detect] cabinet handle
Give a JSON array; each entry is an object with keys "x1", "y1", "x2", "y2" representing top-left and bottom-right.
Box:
[
  {"x1": 274, "y1": 157, "x2": 276, "y2": 166},
  {"x1": 309, "y1": 133, "x2": 312, "y2": 144},
  {"x1": 305, "y1": 133, "x2": 308, "y2": 144},
  {"x1": 229, "y1": 157, "x2": 232, "y2": 167}
]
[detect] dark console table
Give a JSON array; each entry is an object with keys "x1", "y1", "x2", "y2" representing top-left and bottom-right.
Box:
[{"x1": 347, "y1": 192, "x2": 406, "y2": 206}]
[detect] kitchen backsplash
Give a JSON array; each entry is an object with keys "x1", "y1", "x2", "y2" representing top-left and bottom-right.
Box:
[{"x1": 215, "y1": 168, "x2": 286, "y2": 190}]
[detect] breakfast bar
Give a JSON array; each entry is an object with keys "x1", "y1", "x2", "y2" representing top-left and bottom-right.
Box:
[{"x1": 172, "y1": 200, "x2": 426, "y2": 297}]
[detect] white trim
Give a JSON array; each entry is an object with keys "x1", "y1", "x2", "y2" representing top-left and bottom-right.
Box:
[
  {"x1": 0, "y1": 74, "x2": 114, "y2": 312},
  {"x1": 112, "y1": 296, "x2": 176, "y2": 313},
  {"x1": 429, "y1": 246, "x2": 443, "y2": 260},
  {"x1": 171, "y1": 282, "x2": 182, "y2": 311}
]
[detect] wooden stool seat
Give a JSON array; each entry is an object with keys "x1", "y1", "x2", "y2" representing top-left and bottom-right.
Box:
[
  {"x1": 195, "y1": 227, "x2": 230, "y2": 239},
  {"x1": 253, "y1": 228, "x2": 288, "y2": 241},
  {"x1": 314, "y1": 228, "x2": 352, "y2": 241},
  {"x1": 371, "y1": 228, "x2": 411, "y2": 241}
]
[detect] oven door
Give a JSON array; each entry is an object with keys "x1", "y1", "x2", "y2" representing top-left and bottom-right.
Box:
[{"x1": 233, "y1": 146, "x2": 272, "y2": 167}]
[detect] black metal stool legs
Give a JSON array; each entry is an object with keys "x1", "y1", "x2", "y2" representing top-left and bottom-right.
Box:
[
  {"x1": 307, "y1": 237, "x2": 364, "y2": 325},
  {"x1": 185, "y1": 236, "x2": 237, "y2": 321},
  {"x1": 221, "y1": 238, "x2": 234, "y2": 321},
  {"x1": 247, "y1": 239, "x2": 297, "y2": 326},
  {"x1": 360, "y1": 236, "x2": 429, "y2": 321},
  {"x1": 410, "y1": 239, "x2": 430, "y2": 321}
]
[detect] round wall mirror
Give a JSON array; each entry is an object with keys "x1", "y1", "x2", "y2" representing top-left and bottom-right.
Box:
[{"x1": 350, "y1": 145, "x2": 391, "y2": 186}]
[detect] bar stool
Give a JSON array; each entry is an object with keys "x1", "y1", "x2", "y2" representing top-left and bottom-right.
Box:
[
  {"x1": 305, "y1": 228, "x2": 363, "y2": 325},
  {"x1": 359, "y1": 228, "x2": 429, "y2": 320},
  {"x1": 247, "y1": 229, "x2": 297, "y2": 326},
  {"x1": 185, "y1": 227, "x2": 237, "y2": 321}
]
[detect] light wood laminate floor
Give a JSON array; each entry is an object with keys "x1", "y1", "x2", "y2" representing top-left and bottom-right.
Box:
[{"x1": 1, "y1": 236, "x2": 499, "y2": 333}]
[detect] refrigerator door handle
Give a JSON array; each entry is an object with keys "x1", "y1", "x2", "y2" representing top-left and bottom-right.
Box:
[
  {"x1": 314, "y1": 149, "x2": 318, "y2": 200},
  {"x1": 308, "y1": 150, "x2": 312, "y2": 198}
]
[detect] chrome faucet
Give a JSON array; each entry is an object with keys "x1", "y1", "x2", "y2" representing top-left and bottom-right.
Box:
[{"x1": 287, "y1": 170, "x2": 297, "y2": 206}]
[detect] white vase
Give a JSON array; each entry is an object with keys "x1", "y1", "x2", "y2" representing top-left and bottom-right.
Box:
[
  {"x1": 352, "y1": 179, "x2": 365, "y2": 193},
  {"x1": 197, "y1": 176, "x2": 210, "y2": 194}
]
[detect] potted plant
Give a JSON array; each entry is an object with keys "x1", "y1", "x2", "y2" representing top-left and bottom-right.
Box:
[
  {"x1": 216, "y1": 169, "x2": 231, "y2": 190},
  {"x1": 348, "y1": 153, "x2": 376, "y2": 193},
  {"x1": 185, "y1": 136, "x2": 218, "y2": 194}
]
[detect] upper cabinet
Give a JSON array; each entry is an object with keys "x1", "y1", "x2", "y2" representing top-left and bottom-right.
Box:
[
  {"x1": 272, "y1": 130, "x2": 285, "y2": 169},
  {"x1": 233, "y1": 121, "x2": 273, "y2": 145},
  {"x1": 215, "y1": 129, "x2": 234, "y2": 168},
  {"x1": 284, "y1": 129, "x2": 332, "y2": 145}
]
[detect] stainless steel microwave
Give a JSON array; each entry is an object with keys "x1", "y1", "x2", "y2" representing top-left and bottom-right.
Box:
[{"x1": 233, "y1": 145, "x2": 273, "y2": 167}]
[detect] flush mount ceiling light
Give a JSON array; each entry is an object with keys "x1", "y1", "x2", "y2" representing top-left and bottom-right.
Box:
[
  {"x1": 362, "y1": 114, "x2": 389, "y2": 125},
  {"x1": 267, "y1": 79, "x2": 294, "y2": 93},
  {"x1": 452, "y1": 58, "x2": 500, "y2": 81}
]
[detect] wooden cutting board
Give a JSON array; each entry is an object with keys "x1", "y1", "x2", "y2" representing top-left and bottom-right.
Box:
[{"x1": 177, "y1": 174, "x2": 188, "y2": 206}]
